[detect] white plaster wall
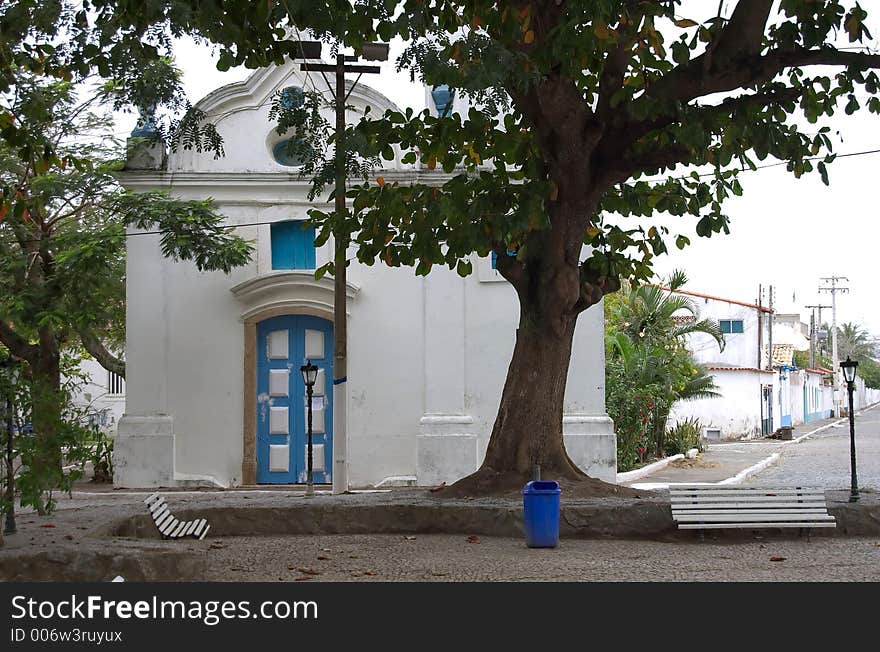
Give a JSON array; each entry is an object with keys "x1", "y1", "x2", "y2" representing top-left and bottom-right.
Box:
[
  {"x1": 683, "y1": 296, "x2": 767, "y2": 368},
  {"x1": 790, "y1": 370, "x2": 805, "y2": 426},
  {"x1": 171, "y1": 66, "x2": 407, "y2": 175},
  {"x1": 669, "y1": 370, "x2": 776, "y2": 439},
  {"x1": 345, "y1": 260, "x2": 425, "y2": 487}
]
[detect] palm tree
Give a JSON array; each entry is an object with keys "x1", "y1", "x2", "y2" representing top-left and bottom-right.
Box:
[
  {"x1": 610, "y1": 270, "x2": 725, "y2": 352},
  {"x1": 606, "y1": 270, "x2": 724, "y2": 457},
  {"x1": 836, "y1": 322, "x2": 877, "y2": 363}
]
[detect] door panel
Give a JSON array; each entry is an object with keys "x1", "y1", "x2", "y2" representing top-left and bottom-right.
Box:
[{"x1": 256, "y1": 315, "x2": 333, "y2": 484}]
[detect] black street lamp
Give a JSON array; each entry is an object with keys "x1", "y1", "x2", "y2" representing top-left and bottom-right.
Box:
[
  {"x1": 840, "y1": 356, "x2": 859, "y2": 502},
  {"x1": 300, "y1": 360, "x2": 319, "y2": 497}
]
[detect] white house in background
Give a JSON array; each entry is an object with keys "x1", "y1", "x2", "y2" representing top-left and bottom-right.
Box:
[
  {"x1": 113, "y1": 60, "x2": 615, "y2": 489},
  {"x1": 668, "y1": 287, "x2": 776, "y2": 440},
  {"x1": 69, "y1": 357, "x2": 125, "y2": 436},
  {"x1": 773, "y1": 313, "x2": 811, "y2": 353},
  {"x1": 670, "y1": 287, "x2": 879, "y2": 439}
]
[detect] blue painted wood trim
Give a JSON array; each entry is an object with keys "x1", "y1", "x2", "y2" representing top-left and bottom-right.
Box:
[
  {"x1": 256, "y1": 315, "x2": 333, "y2": 485},
  {"x1": 271, "y1": 221, "x2": 316, "y2": 270}
]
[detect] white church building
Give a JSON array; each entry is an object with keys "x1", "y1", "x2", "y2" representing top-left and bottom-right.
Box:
[{"x1": 114, "y1": 58, "x2": 615, "y2": 489}]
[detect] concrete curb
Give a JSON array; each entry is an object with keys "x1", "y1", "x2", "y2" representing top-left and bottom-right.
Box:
[
  {"x1": 97, "y1": 492, "x2": 880, "y2": 543},
  {"x1": 717, "y1": 452, "x2": 781, "y2": 485},
  {"x1": 785, "y1": 419, "x2": 846, "y2": 445},
  {"x1": 629, "y1": 452, "x2": 783, "y2": 490},
  {"x1": 616, "y1": 454, "x2": 684, "y2": 484}
]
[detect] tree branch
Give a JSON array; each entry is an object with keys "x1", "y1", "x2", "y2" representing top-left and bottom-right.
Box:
[
  {"x1": 708, "y1": 0, "x2": 775, "y2": 67},
  {"x1": 601, "y1": 85, "x2": 802, "y2": 165},
  {"x1": 0, "y1": 320, "x2": 38, "y2": 362},
  {"x1": 78, "y1": 329, "x2": 125, "y2": 378},
  {"x1": 572, "y1": 262, "x2": 621, "y2": 315},
  {"x1": 598, "y1": 143, "x2": 693, "y2": 189},
  {"x1": 649, "y1": 47, "x2": 880, "y2": 108}
]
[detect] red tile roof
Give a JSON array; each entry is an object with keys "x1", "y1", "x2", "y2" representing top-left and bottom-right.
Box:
[{"x1": 706, "y1": 366, "x2": 774, "y2": 374}]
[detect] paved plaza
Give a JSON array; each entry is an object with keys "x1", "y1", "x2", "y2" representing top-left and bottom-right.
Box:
[{"x1": 1, "y1": 406, "x2": 879, "y2": 582}]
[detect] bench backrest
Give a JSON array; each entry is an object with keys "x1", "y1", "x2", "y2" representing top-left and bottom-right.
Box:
[{"x1": 669, "y1": 485, "x2": 836, "y2": 528}]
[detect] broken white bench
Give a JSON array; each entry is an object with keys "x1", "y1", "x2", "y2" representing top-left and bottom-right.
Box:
[
  {"x1": 670, "y1": 485, "x2": 836, "y2": 538},
  {"x1": 144, "y1": 493, "x2": 211, "y2": 540}
]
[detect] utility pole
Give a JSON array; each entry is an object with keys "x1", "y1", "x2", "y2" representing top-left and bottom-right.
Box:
[
  {"x1": 757, "y1": 284, "x2": 763, "y2": 369},
  {"x1": 805, "y1": 304, "x2": 831, "y2": 368},
  {"x1": 301, "y1": 42, "x2": 389, "y2": 495},
  {"x1": 767, "y1": 285, "x2": 774, "y2": 370},
  {"x1": 819, "y1": 276, "x2": 850, "y2": 416}
]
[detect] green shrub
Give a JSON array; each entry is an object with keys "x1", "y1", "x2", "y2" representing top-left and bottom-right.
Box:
[{"x1": 665, "y1": 417, "x2": 704, "y2": 456}]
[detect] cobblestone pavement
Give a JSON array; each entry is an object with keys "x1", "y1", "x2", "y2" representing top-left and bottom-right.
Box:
[
  {"x1": 202, "y1": 533, "x2": 880, "y2": 582},
  {"x1": 744, "y1": 406, "x2": 880, "y2": 490},
  {"x1": 4, "y1": 409, "x2": 879, "y2": 583}
]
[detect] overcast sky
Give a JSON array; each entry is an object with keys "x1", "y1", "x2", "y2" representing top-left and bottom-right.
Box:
[{"x1": 117, "y1": 12, "x2": 880, "y2": 337}]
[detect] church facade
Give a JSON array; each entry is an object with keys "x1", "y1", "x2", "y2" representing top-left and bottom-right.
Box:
[{"x1": 114, "y1": 60, "x2": 615, "y2": 489}]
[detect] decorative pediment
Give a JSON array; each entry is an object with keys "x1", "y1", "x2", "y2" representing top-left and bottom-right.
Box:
[{"x1": 230, "y1": 270, "x2": 360, "y2": 321}]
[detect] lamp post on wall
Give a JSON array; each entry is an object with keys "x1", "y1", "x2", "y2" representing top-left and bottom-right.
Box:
[
  {"x1": 840, "y1": 356, "x2": 859, "y2": 503},
  {"x1": 301, "y1": 360, "x2": 319, "y2": 497},
  {"x1": 300, "y1": 41, "x2": 389, "y2": 495}
]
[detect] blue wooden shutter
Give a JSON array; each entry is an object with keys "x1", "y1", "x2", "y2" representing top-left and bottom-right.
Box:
[{"x1": 271, "y1": 221, "x2": 316, "y2": 270}]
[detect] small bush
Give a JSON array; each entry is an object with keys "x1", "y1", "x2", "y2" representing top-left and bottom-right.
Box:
[
  {"x1": 86, "y1": 428, "x2": 114, "y2": 483},
  {"x1": 665, "y1": 418, "x2": 704, "y2": 456}
]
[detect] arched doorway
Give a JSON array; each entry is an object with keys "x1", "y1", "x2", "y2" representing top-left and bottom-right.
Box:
[{"x1": 255, "y1": 314, "x2": 334, "y2": 484}]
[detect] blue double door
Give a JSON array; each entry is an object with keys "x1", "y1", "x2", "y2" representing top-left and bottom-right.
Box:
[{"x1": 256, "y1": 315, "x2": 333, "y2": 484}]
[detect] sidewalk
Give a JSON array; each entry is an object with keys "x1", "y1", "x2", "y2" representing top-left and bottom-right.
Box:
[{"x1": 618, "y1": 415, "x2": 847, "y2": 489}]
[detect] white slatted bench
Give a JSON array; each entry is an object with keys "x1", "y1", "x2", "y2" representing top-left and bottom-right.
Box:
[
  {"x1": 670, "y1": 485, "x2": 836, "y2": 539},
  {"x1": 144, "y1": 493, "x2": 211, "y2": 540}
]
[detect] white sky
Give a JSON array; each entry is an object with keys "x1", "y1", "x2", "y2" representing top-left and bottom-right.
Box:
[{"x1": 115, "y1": 13, "x2": 880, "y2": 337}]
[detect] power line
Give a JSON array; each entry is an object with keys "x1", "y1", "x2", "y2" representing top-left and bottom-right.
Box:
[
  {"x1": 4, "y1": 144, "x2": 880, "y2": 246},
  {"x1": 639, "y1": 147, "x2": 880, "y2": 184}
]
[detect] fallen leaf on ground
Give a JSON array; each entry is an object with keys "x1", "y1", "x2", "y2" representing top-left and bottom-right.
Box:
[
  {"x1": 466, "y1": 535, "x2": 480, "y2": 544},
  {"x1": 39, "y1": 524, "x2": 56, "y2": 528},
  {"x1": 298, "y1": 568, "x2": 321, "y2": 575},
  {"x1": 294, "y1": 577, "x2": 312, "y2": 582},
  {"x1": 317, "y1": 556, "x2": 331, "y2": 561},
  {"x1": 770, "y1": 556, "x2": 786, "y2": 562},
  {"x1": 430, "y1": 482, "x2": 447, "y2": 493},
  {"x1": 363, "y1": 570, "x2": 377, "y2": 576}
]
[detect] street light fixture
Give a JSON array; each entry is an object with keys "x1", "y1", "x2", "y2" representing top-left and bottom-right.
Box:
[
  {"x1": 300, "y1": 360, "x2": 319, "y2": 497},
  {"x1": 840, "y1": 356, "x2": 859, "y2": 502}
]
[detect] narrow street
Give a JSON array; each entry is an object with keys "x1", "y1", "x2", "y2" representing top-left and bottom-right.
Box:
[{"x1": 744, "y1": 405, "x2": 880, "y2": 490}]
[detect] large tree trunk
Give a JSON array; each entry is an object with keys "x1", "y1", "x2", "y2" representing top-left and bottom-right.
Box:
[
  {"x1": 480, "y1": 311, "x2": 581, "y2": 480},
  {"x1": 445, "y1": 217, "x2": 633, "y2": 498}
]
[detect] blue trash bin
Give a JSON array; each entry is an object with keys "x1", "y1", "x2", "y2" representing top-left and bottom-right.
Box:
[{"x1": 522, "y1": 480, "x2": 561, "y2": 548}]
